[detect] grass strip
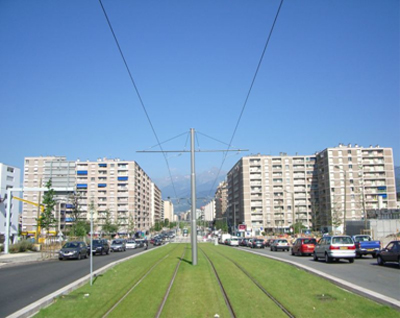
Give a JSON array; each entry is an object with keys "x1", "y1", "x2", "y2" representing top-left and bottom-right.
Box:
[
  {"x1": 201, "y1": 245, "x2": 287, "y2": 318},
  {"x1": 204, "y1": 244, "x2": 399, "y2": 318},
  {"x1": 107, "y1": 244, "x2": 186, "y2": 318},
  {"x1": 34, "y1": 244, "x2": 178, "y2": 318},
  {"x1": 160, "y1": 245, "x2": 231, "y2": 318}
]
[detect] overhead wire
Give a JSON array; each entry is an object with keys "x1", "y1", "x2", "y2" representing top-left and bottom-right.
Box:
[
  {"x1": 98, "y1": 0, "x2": 178, "y2": 199},
  {"x1": 207, "y1": 0, "x2": 285, "y2": 198}
]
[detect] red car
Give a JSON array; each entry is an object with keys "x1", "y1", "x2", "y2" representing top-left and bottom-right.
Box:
[{"x1": 291, "y1": 238, "x2": 317, "y2": 256}]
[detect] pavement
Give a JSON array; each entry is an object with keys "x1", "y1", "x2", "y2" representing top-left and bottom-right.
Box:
[{"x1": 0, "y1": 251, "x2": 57, "y2": 266}]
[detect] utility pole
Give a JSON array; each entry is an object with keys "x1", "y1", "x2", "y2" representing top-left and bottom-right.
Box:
[
  {"x1": 190, "y1": 128, "x2": 198, "y2": 265},
  {"x1": 137, "y1": 128, "x2": 247, "y2": 266},
  {"x1": 35, "y1": 178, "x2": 42, "y2": 243}
]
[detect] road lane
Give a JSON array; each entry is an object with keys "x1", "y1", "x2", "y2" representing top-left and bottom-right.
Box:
[{"x1": 0, "y1": 246, "x2": 153, "y2": 318}]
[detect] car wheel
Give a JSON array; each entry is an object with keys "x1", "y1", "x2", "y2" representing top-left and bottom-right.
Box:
[
  {"x1": 349, "y1": 258, "x2": 354, "y2": 263},
  {"x1": 377, "y1": 255, "x2": 384, "y2": 266},
  {"x1": 270, "y1": 248, "x2": 273, "y2": 251},
  {"x1": 77, "y1": 253, "x2": 81, "y2": 260},
  {"x1": 313, "y1": 252, "x2": 318, "y2": 261},
  {"x1": 106, "y1": 249, "x2": 109, "y2": 255},
  {"x1": 59, "y1": 257, "x2": 63, "y2": 261},
  {"x1": 291, "y1": 249, "x2": 294, "y2": 255},
  {"x1": 372, "y1": 253, "x2": 377, "y2": 259},
  {"x1": 85, "y1": 253, "x2": 88, "y2": 259},
  {"x1": 325, "y1": 253, "x2": 332, "y2": 263}
]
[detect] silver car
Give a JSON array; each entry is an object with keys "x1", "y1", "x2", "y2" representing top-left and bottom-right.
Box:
[{"x1": 313, "y1": 235, "x2": 356, "y2": 263}]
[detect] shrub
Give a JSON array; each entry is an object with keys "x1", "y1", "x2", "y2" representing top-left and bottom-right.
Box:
[{"x1": 9, "y1": 240, "x2": 34, "y2": 253}]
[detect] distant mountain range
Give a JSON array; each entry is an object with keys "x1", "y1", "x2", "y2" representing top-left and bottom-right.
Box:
[{"x1": 155, "y1": 167, "x2": 226, "y2": 213}]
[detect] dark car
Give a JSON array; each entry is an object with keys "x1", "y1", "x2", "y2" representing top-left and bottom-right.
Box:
[
  {"x1": 59, "y1": 241, "x2": 88, "y2": 260},
  {"x1": 136, "y1": 239, "x2": 145, "y2": 247},
  {"x1": 110, "y1": 239, "x2": 126, "y2": 252},
  {"x1": 152, "y1": 238, "x2": 162, "y2": 246},
  {"x1": 376, "y1": 241, "x2": 400, "y2": 267},
  {"x1": 248, "y1": 238, "x2": 265, "y2": 249},
  {"x1": 89, "y1": 239, "x2": 110, "y2": 255},
  {"x1": 291, "y1": 238, "x2": 317, "y2": 256},
  {"x1": 265, "y1": 239, "x2": 275, "y2": 247}
]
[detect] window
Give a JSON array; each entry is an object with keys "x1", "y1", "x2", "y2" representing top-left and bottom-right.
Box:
[{"x1": 7, "y1": 167, "x2": 14, "y2": 173}]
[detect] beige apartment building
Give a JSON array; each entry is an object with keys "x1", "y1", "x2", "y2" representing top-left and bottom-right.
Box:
[
  {"x1": 215, "y1": 181, "x2": 228, "y2": 221},
  {"x1": 227, "y1": 153, "x2": 316, "y2": 235},
  {"x1": 163, "y1": 200, "x2": 174, "y2": 222},
  {"x1": 22, "y1": 157, "x2": 162, "y2": 236},
  {"x1": 226, "y1": 145, "x2": 397, "y2": 235}
]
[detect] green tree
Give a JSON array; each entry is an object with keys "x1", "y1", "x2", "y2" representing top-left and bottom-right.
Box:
[
  {"x1": 38, "y1": 179, "x2": 57, "y2": 235},
  {"x1": 126, "y1": 214, "x2": 136, "y2": 237},
  {"x1": 101, "y1": 209, "x2": 119, "y2": 236},
  {"x1": 68, "y1": 192, "x2": 86, "y2": 237}
]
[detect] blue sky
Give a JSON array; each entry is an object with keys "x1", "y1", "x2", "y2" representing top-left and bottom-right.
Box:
[{"x1": 1, "y1": 0, "x2": 399, "y2": 189}]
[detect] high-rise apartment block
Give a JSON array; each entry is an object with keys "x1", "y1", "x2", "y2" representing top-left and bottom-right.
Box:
[
  {"x1": 215, "y1": 181, "x2": 228, "y2": 220},
  {"x1": 22, "y1": 156, "x2": 162, "y2": 236},
  {"x1": 226, "y1": 145, "x2": 397, "y2": 234},
  {"x1": 0, "y1": 163, "x2": 21, "y2": 243}
]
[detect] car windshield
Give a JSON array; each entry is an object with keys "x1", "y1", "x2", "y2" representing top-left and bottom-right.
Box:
[
  {"x1": 92, "y1": 240, "x2": 101, "y2": 244},
  {"x1": 112, "y1": 240, "x2": 123, "y2": 244},
  {"x1": 355, "y1": 236, "x2": 371, "y2": 242},
  {"x1": 303, "y1": 239, "x2": 316, "y2": 244},
  {"x1": 255, "y1": 239, "x2": 264, "y2": 243},
  {"x1": 127, "y1": 240, "x2": 135, "y2": 243},
  {"x1": 278, "y1": 240, "x2": 287, "y2": 243},
  {"x1": 63, "y1": 242, "x2": 79, "y2": 248},
  {"x1": 332, "y1": 237, "x2": 353, "y2": 244}
]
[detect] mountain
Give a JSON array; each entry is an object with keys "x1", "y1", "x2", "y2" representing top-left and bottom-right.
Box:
[{"x1": 155, "y1": 167, "x2": 226, "y2": 213}]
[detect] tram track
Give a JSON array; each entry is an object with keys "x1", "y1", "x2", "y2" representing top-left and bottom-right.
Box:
[
  {"x1": 200, "y1": 246, "x2": 295, "y2": 318},
  {"x1": 102, "y1": 244, "x2": 181, "y2": 318}
]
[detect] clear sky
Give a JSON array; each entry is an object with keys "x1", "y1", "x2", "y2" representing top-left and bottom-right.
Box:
[{"x1": 1, "y1": 0, "x2": 399, "y2": 189}]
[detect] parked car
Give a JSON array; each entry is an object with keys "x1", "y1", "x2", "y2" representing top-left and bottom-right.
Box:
[
  {"x1": 264, "y1": 239, "x2": 275, "y2": 247},
  {"x1": 240, "y1": 238, "x2": 249, "y2": 247},
  {"x1": 270, "y1": 239, "x2": 290, "y2": 251},
  {"x1": 110, "y1": 239, "x2": 126, "y2": 252},
  {"x1": 152, "y1": 238, "x2": 162, "y2": 246},
  {"x1": 136, "y1": 239, "x2": 145, "y2": 247},
  {"x1": 291, "y1": 238, "x2": 317, "y2": 256},
  {"x1": 126, "y1": 240, "x2": 137, "y2": 249},
  {"x1": 313, "y1": 235, "x2": 356, "y2": 263},
  {"x1": 352, "y1": 235, "x2": 380, "y2": 258},
  {"x1": 89, "y1": 239, "x2": 110, "y2": 255},
  {"x1": 228, "y1": 237, "x2": 240, "y2": 246},
  {"x1": 248, "y1": 238, "x2": 265, "y2": 249},
  {"x1": 376, "y1": 241, "x2": 400, "y2": 267},
  {"x1": 59, "y1": 241, "x2": 88, "y2": 260}
]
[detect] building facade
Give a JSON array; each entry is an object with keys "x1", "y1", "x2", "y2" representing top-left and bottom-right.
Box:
[
  {"x1": 0, "y1": 163, "x2": 21, "y2": 243},
  {"x1": 214, "y1": 181, "x2": 228, "y2": 221},
  {"x1": 21, "y1": 157, "x2": 162, "y2": 236},
  {"x1": 203, "y1": 200, "x2": 216, "y2": 221},
  {"x1": 226, "y1": 145, "x2": 397, "y2": 235},
  {"x1": 163, "y1": 200, "x2": 174, "y2": 222}
]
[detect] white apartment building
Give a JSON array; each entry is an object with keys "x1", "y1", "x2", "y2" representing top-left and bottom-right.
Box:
[
  {"x1": 315, "y1": 144, "x2": 397, "y2": 233},
  {"x1": 226, "y1": 145, "x2": 397, "y2": 235},
  {"x1": 0, "y1": 163, "x2": 21, "y2": 243},
  {"x1": 22, "y1": 156, "x2": 162, "y2": 236},
  {"x1": 215, "y1": 181, "x2": 228, "y2": 221},
  {"x1": 202, "y1": 199, "x2": 216, "y2": 222},
  {"x1": 163, "y1": 200, "x2": 174, "y2": 222}
]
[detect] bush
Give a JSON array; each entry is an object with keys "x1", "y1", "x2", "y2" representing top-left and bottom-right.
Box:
[{"x1": 9, "y1": 240, "x2": 34, "y2": 253}]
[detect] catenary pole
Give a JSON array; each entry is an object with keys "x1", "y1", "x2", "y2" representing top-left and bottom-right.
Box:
[{"x1": 190, "y1": 128, "x2": 198, "y2": 265}]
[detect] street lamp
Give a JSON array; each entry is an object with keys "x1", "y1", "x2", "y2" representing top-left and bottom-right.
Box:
[
  {"x1": 284, "y1": 190, "x2": 295, "y2": 233},
  {"x1": 334, "y1": 165, "x2": 347, "y2": 235}
]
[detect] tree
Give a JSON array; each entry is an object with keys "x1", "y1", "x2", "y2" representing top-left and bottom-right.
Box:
[
  {"x1": 101, "y1": 209, "x2": 119, "y2": 236},
  {"x1": 68, "y1": 192, "x2": 86, "y2": 237},
  {"x1": 38, "y1": 179, "x2": 57, "y2": 235},
  {"x1": 126, "y1": 214, "x2": 136, "y2": 237}
]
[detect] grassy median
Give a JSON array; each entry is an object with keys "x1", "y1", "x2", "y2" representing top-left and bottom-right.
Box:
[{"x1": 34, "y1": 243, "x2": 399, "y2": 318}]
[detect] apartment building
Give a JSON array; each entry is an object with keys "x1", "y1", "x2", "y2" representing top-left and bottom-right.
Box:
[
  {"x1": 0, "y1": 163, "x2": 21, "y2": 243},
  {"x1": 226, "y1": 145, "x2": 397, "y2": 235},
  {"x1": 202, "y1": 200, "x2": 216, "y2": 221},
  {"x1": 163, "y1": 200, "x2": 174, "y2": 222},
  {"x1": 227, "y1": 154, "x2": 316, "y2": 235},
  {"x1": 214, "y1": 181, "x2": 228, "y2": 221},
  {"x1": 22, "y1": 156, "x2": 162, "y2": 235},
  {"x1": 315, "y1": 144, "x2": 397, "y2": 232}
]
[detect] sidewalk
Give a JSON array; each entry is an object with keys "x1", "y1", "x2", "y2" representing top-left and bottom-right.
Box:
[{"x1": 0, "y1": 252, "x2": 57, "y2": 266}]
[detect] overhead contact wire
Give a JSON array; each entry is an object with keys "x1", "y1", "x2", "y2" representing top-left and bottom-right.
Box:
[{"x1": 98, "y1": 0, "x2": 178, "y2": 198}]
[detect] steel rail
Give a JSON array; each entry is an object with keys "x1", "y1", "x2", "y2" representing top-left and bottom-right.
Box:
[
  {"x1": 199, "y1": 247, "x2": 236, "y2": 318},
  {"x1": 155, "y1": 246, "x2": 187, "y2": 318}
]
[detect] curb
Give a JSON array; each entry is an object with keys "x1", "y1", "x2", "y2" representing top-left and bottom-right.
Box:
[
  {"x1": 6, "y1": 246, "x2": 161, "y2": 318},
  {"x1": 239, "y1": 247, "x2": 400, "y2": 310}
]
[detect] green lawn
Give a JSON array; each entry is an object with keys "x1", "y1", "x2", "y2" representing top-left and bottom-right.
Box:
[{"x1": 34, "y1": 243, "x2": 399, "y2": 318}]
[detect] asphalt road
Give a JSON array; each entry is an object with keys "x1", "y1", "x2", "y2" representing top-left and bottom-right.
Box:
[
  {"x1": 237, "y1": 245, "x2": 400, "y2": 302},
  {"x1": 0, "y1": 245, "x2": 153, "y2": 318}
]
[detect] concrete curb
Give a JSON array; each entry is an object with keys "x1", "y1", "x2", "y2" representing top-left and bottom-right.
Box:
[
  {"x1": 6, "y1": 246, "x2": 161, "y2": 318},
  {"x1": 239, "y1": 247, "x2": 400, "y2": 310}
]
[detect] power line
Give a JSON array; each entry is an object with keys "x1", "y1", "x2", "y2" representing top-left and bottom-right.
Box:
[
  {"x1": 98, "y1": 0, "x2": 178, "y2": 199},
  {"x1": 207, "y1": 0, "x2": 285, "y2": 197}
]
